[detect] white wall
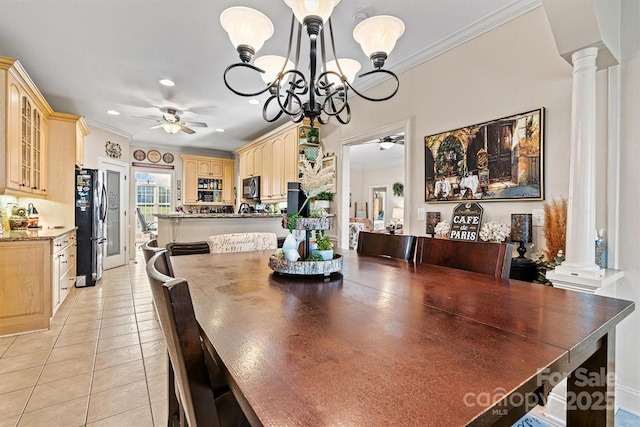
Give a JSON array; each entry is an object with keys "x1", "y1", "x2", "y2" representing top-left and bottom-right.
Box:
[
  {"x1": 613, "y1": 0, "x2": 640, "y2": 412},
  {"x1": 323, "y1": 7, "x2": 574, "y2": 253},
  {"x1": 321, "y1": 5, "x2": 639, "y2": 413},
  {"x1": 350, "y1": 165, "x2": 404, "y2": 220}
]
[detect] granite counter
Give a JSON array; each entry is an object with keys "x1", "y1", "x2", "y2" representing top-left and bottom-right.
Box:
[{"x1": 0, "y1": 226, "x2": 77, "y2": 242}]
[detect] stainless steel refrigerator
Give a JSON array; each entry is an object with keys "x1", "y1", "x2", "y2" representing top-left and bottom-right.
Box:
[{"x1": 75, "y1": 169, "x2": 107, "y2": 287}]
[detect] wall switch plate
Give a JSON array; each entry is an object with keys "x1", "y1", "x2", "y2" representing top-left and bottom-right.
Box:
[
  {"x1": 532, "y1": 209, "x2": 544, "y2": 227},
  {"x1": 417, "y1": 208, "x2": 426, "y2": 221}
]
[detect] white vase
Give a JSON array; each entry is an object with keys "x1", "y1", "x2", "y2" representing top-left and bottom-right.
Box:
[
  {"x1": 282, "y1": 233, "x2": 298, "y2": 251},
  {"x1": 314, "y1": 200, "x2": 330, "y2": 210},
  {"x1": 315, "y1": 249, "x2": 333, "y2": 261}
]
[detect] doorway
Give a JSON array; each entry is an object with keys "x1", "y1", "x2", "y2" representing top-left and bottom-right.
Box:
[
  {"x1": 371, "y1": 186, "x2": 387, "y2": 229},
  {"x1": 99, "y1": 158, "x2": 128, "y2": 270},
  {"x1": 340, "y1": 118, "x2": 411, "y2": 249},
  {"x1": 134, "y1": 171, "x2": 172, "y2": 245}
]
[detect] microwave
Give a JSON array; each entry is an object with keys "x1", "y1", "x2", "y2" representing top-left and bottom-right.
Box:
[{"x1": 242, "y1": 176, "x2": 260, "y2": 200}]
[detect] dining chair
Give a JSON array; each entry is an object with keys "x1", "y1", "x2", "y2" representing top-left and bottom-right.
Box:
[
  {"x1": 142, "y1": 239, "x2": 174, "y2": 276},
  {"x1": 146, "y1": 252, "x2": 249, "y2": 427},
  {"x1": 414, "y1": 237, "x2": 513, "y2": 278},
  {"x1": 356, "y1": 231, "x2": 417, "y2": 260},
  {"x1": 166, "y1": 241, "x2": 211, "y2": 256},
  {"x1": 207, "y1": 232, "x2": 278, "y2": 253}
]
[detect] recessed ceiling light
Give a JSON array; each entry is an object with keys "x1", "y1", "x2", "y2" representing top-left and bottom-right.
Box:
[
  {"x1": 249, "y1": 99, "x2": 260, "y2": 105},
  {"x1": 159, "y1": 79, "x2": 175, "y2": 87},
  {"x1": 106, "y1": 110, "x2": 120, "y2": 115},
  {"x1": 215, "y1": 128, "x2": 225, "y2": 133}
]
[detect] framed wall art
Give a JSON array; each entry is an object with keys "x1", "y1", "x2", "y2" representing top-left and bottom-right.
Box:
[{"x1": 424, "y1": 108, "x2": 544, "y2": 203}]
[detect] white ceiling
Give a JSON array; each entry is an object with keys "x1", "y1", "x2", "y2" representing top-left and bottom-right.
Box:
[{"x1": 0, "y1": 0, "x2": 537, "y2": 153}]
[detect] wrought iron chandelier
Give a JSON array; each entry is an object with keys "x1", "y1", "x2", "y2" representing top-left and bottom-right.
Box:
[{"x1": 220, "y1": 1, "x2": 405, "y2": 127}]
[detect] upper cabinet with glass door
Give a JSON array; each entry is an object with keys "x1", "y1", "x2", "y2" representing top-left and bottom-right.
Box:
[{"x1": 1, "y1": 57, "x2": 53, "y2": 196}]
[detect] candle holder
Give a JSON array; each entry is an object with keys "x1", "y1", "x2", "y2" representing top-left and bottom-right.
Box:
[
  {"x1": 426, "y1": 212, "x2": 441, "y2": 237},
  {"x1": 510, "y1": 213, "x2": 533, "y2": 263}
]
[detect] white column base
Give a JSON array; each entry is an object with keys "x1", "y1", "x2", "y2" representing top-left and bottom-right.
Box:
[
  {"x1": 546, "y1": 268, "x2": 623, "y2": 293},
  {"x1": 553, "y1": 263, "x2": 605, "y2": 279}
]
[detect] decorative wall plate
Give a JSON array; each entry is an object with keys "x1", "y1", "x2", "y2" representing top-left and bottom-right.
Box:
[
  {"x1": 133, "y1": 149, "x2": 146, "y2": 161},
  {"x1": 147, "y1": 149, "x2": 161, "y2": 163},
  {"x1": 162, "y1": 153, "x2": 174, "y2": 164}
]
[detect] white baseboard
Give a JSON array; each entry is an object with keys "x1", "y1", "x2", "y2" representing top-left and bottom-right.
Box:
[{"x1": 616, "y1": 383, "x2": 640, "y2": 417}]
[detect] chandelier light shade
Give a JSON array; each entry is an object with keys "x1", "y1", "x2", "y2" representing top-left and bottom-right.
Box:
[
  {"x1": 353, "y1": 15, "x2": 405, "y2": 67},
  {"x1": 162, "y1": 122, "x2": 181, "y2": 134},
  {"x1": 255, "y1": 55, "x2": 295, "y2": 86},
  {"x1": 220, "y1": 2, "x2": 404, "y2": 127},
  {"x1": 283, "y1": 0, "x2": 341, "y2": 25},
  {"x1": 220, "y1": 6, "x2": 274, "y2": 62},
  {"x1": 324, "y1": 58, "x2": 361, "y2": 87}
]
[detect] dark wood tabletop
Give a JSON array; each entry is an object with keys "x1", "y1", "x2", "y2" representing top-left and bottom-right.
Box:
[{"x1": 170, "y1": 250, "x2": 634, "y2": 426}]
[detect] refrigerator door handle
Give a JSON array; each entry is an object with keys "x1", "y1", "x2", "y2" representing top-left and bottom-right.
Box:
[{"x1": 100, "y1": 185, "x2": 108, "y2": 222}]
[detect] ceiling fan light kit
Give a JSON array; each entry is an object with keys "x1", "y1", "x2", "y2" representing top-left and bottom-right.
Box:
[
  {"x1": 132, "y1": 107, "x2": 208, "y2": 135},
  {"x1": 220, "y1": 1, "x2": 405, "y2": 127}
]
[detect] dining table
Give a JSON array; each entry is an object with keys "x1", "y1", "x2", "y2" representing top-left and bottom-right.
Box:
[{"x1": 169, "y1": 250, "x2": 634, "y2": 426}]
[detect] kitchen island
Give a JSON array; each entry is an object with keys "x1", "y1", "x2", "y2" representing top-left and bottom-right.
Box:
[{"x1": 153, "y1": 213, "x2": 288, "y2": 247}]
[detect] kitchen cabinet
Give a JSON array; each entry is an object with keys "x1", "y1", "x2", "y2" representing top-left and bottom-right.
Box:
[
  {"x1": 0, "y1": 239, "x2": 51, "y2": 335},
  {"x1": 180, "y1": 155, "x2": 235, "y2": 205},
  {"x1": 222, "y1": 160, "x2": 235, "y2": 204},
  {"x1": 49, "y1": 113, "x2": 89, "y2": 210},
  {"x1": 1, "y1": 57, "x2": 53, "y2": 197},
  {"x1": 197, "y1": 159, "x2": 223, "y2": 178},
  {"x1": 236, "y1": 121, "x2": 304, "y2": 203},
  {"x1": 0, "y1": 229, "x2": 77, "y2": 335},
  {"x1": 52, "y1": 230, "x2": 76, "y2": 315}
]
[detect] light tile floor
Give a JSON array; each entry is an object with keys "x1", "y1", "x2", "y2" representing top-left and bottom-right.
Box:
[{"x1": 0, "y1": 250, "x2": 167, "y2": 427}]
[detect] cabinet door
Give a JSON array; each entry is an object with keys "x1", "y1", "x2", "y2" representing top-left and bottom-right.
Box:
[
  {"x1": 222, "y1": 160, "x2": 235, "y2": 204},
  {"x1": 6, "y1": 76, "x2": 22, "y2": 191},
  {"x1": 0, "y1": 240, "x2": 51, "y2": 335},
  {"x1": 261, "y1": 141, "x2": 273, "y2": 200},
  {"x1": 282, "y1": 127, "x2": 298, "y2": 197},
  {"x1": 246, "y1": 148, "x2": 255, "y2": 177},
  {"x1": 32, "y1": 110, "x2": 47, "y2": 195},
  {"x1": 183, "y1": 158, "x2": 198, "y2": 203},
  {"x1": 197, "y1": 160, "x2": 222, "y2": 177},
  {"x1": 238, "y1": 151, "x2": 247, "y2": 180},
  {"x1": 75, "y1": 125, "x2": 85, "y2": 168},
  {"x1": 270, "y1": 135, "x2": 283, "y2": 199},
  {"x1": 252, "y1": 145, "x2": 262, "y2": 177}
]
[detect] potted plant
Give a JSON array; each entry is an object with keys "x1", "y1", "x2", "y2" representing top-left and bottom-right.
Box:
[
  {"x1": 314, "y1": 191, "x2": 334, "y2": 210},
  {"x1": 314, "y1": 233, "x2": 334, "y2": 260}
]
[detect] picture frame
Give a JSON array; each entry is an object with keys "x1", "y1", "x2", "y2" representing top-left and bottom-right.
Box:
[{"x1": 424, "y1": 108, "x2": 544, "y2": 203}]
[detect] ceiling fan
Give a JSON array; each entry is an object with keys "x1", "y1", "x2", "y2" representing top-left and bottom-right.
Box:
[
  {"x1": 132, "y1": 107, "x2": 207, "y2": 135},
  {"x1": 378, "y1": 134, "x2": 405, "y2": 150}
]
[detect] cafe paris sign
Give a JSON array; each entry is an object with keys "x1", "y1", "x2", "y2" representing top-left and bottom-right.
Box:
[{"x1": 449, "y1": 202, "x2": 483, "y2": 242}]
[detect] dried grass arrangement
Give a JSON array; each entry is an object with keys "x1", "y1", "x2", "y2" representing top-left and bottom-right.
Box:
[{"x1": 543, "y1": 198, "x2": 567, "y2": 261}]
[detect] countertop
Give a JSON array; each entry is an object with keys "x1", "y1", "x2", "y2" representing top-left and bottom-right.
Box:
[
  {"x1": 154, "y1": 213, "x2": 285, "y2": 219},
  {"x1": 0, "y1": 226, "x2": 77, "y2": 242}
]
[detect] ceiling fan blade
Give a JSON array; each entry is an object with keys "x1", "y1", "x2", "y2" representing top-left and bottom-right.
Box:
[
  {"x1": 182, "y1": 121, "x2": 208, "y2": 128},
  {"x1": 149, "y1": 124, "x2": 163, "y2": 129},
  {"x1": 131, "y1": 115, "x2": 161, "y2": 122},
  {"x1": 180, "y1": 125, "x2": 196, "y2": 134}
]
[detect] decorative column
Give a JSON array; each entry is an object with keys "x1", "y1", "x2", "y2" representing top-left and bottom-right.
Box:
[{"x1": 554, "y1": 47, "x2": 604, "y2": 279}]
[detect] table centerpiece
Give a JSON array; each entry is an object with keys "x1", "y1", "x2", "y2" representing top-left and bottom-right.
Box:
[{"x1": 269, "y1": 148, "x2": 342, "y2": 276}]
